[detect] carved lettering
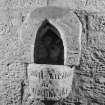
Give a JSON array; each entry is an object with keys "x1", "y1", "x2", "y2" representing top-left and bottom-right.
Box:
[
  {"x1": 31, "y1": 87, "x2": 69, "y2": 99},
  {"x1": 30, "y1": 70, "x2": 71, "y2": 79},
  {"x1": 28, "y1": 64, "x2": 74, "y2": 100}
]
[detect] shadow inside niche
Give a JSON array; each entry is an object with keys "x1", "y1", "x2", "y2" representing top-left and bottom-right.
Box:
[
  {"x1": 34, "y1": 19, "x2": 64, "y2": 65},
  {"x1": 42, "y1": 100, "x2": 57, "y2": 105}
]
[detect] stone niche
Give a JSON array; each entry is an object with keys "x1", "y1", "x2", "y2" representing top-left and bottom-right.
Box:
[
  {"x1": 34, "y1": 19, "x2": 64, "y2": 65},
  {"x1": 20, "y1": 6, "x2": 82, "y2": 66},
  {"x1": 19, "y1": 6, "x2": 82, "y2": 103}
]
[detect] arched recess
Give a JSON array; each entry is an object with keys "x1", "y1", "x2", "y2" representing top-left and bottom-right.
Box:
[{"x1": 34, "y1": 19, "x2": 64, "y2": 65}]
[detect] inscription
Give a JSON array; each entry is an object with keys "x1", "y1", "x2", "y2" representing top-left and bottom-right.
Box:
[
  {"x1": 32, "y1": 87, "x2": 69, "y2": 99},
  {"x1": 28, "y1": 64, "x2": 74, "y2": 100},
  {"x1": 30, "y1": 70, "x2": 71, "y2": 79}
]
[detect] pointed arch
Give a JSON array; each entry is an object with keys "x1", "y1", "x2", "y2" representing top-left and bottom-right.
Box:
[{"x1": 34, "y1": 19, "x2": 64, "y2": 65}]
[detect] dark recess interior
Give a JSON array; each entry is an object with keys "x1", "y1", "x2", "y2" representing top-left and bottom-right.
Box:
[{"x1": 34, "y1": 19, "x2": 64, "y2": 65}]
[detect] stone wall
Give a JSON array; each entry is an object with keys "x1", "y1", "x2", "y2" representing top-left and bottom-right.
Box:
[{"x1": 0, "y1": 0, "x2": 105, "y2": 105}]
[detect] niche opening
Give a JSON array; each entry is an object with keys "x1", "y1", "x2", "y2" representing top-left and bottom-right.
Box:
[{"x1": 34, "y1": 20, "x2": 64, "y2": 65}]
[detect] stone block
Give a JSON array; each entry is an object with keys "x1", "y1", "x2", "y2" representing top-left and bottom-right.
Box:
[
  {"x1": 48, "y1": 0, "x2": 105, "y2": 12},
  {"x1": 88, "y1": 31, "x2": 105, "y2": 50},
  {"x1": 89, "y1": 14, "x2": 105, "y2": 32},
  {"x1": 27, "y1": 64, "x2": 74, "y2": 100}
]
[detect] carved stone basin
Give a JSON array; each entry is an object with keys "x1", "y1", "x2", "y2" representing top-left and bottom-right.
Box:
[{"x1": 28, "y1": 64, "x2": 74, "y2": 100}]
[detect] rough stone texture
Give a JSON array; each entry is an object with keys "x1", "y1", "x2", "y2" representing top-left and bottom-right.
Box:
[
  {"x1": 0, "y1": 0, "x2": 47, "y2": 9},
  {"x1": 73, "y1": 12, "x2": 105, "y2": 104},
  {"x1": 1, "y1": 0, "x2": 105, "y2": 12},
  {"x1": 0, "y1": 62, "x2": 27, "y2": 105},
  {"x1": 0, "y1": 0, "x2": 105, "y2": 105},
  {"x1": 48, "y1": 0, "x2": 105, "y2": 12}
]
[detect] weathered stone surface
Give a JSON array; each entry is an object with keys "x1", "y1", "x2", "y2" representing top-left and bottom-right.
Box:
[
  {"x1": 48, "y1": 0, "x2": 80, "y2": 10},
  {"x1": 0, "y1": 0, "x2": 47, "y2": 9},
  {"x1": 0, "y1": 1, "x2": 105, "y2": 105},
  {"x1": 27, "y1": 64, "x2": 74, "y2": 100},
  {"x1": 87, "y1": 31, "x2": 105, "y2": 50},
  {"x1": 48, "y1": 0, "x2": 105, "y2": 12},
  {"x1": 0, "y1": 62, "x2": 27, "y2": 105},
  {"x1": 78, "y1": 46, "x2": 105, "y2": 104},
  {"x1": 0, "y1": 10, "x2": 10, "y2": 36},
  {"x1": 0, "y1": 10, "x2": 33, "y2": 65},
  {"x1": 1, "y1": 0, "x2": 105, "y2": 12},
  {"x1": 0, "y1": 0, "x2": 9, "y2": 9},
  {"x1": 88, "y1": 14, "x2": 105, "y2": 32},
  {"x1": 18, "y1": 0, "x2": 47, "y2": 9}
]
